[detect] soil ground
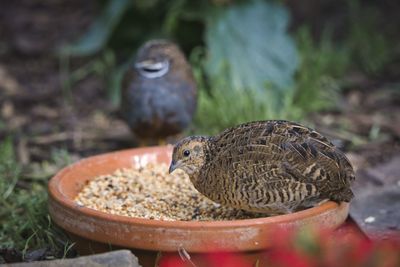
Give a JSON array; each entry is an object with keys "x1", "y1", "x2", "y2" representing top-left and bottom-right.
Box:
[{"x1": 0, "y1": 0, "x2": 399, "y2": 262}]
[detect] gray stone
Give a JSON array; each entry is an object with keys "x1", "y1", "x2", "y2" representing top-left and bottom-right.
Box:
[
  {"x1": 350, "y1": 188, "x2": 400, "y2": 241},
  {"x1": 350, "y1": 155, "x2": 400, "y2": 240},
  {"x1": 1, "y1": 250, "x2": 141, "y2": 267}
]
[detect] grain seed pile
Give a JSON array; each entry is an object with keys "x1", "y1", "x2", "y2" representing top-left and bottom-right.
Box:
[{"x1": 75, "y1": 163, "x2": 265, "y2": 221}]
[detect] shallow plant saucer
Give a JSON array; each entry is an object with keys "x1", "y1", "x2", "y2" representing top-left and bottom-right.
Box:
[{"x1": 48, "y1": 146, "x2": 349, "y2": 259}]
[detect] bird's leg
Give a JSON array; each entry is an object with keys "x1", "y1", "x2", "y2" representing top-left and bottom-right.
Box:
[
  {"x1": 164, "y1": 133, "x2": 187, "y2": 145},
  {"x1": 158, "y1": 139, "x2": 167, "y2": 146},
  {"x1": 137, "y1": 139, "x2": 149, "y2": 147}
]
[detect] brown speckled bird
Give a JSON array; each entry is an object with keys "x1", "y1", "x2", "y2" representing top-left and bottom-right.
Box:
[
  {"x1": 121, "y1": 40, "x2": 197, "y2": 145},
  {"x1": 169, "y1": 120, "x2": 355, "y2": 215}
]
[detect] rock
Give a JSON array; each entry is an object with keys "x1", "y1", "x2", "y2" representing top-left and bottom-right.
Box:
[
  {"x1": 350, "y1": 155, "x2": 400, "y2": 240},
  {"x1": 350, "y1": 188, "x2": 400, "y2": 241},
  {"x1": 2, "y1": 250, "x2": 141, "y2": 267},
  {"x1": 0, "y1": 249, "x2": 22, "y2": 264},
  {"x1": 23, "y1": 248, "x2": 48, "y2": 262}
]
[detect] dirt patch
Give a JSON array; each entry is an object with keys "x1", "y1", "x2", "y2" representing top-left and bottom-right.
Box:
[{"x1": 0, "y1": 1, "x2": 399, "y2": 260}]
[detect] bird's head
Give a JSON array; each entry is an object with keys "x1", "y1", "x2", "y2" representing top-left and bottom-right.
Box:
[
  {"x1": 169, "y1": 136, "x2": 211, "y2": 182},
  {"x1": 134, "y1": 39, "x2": 186, "y2": 79}
]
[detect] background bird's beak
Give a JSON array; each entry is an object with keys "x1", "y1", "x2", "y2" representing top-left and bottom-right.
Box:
[{"x1": 169, "y1": 161, "x2": 177, "y2": 174}]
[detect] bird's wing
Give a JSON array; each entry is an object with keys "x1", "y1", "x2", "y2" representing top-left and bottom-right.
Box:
[
  {"x1": 205, "y1": 140, "x2": 321, "y2": 206},
  {"x1": 210, "y1": 120, "x2": 354, "y2": 198}
]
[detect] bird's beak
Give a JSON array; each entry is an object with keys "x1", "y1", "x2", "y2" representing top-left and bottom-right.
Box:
[{"x1": 169, "y1": 160, "x2": 178, "y2": 174}]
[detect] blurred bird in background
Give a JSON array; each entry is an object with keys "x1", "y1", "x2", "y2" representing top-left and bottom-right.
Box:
[{"x1": 121, "y1": 40, "x2": 197, "y2": 146}]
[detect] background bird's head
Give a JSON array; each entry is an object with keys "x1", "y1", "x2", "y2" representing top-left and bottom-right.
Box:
[
  {"x1": 169, "y1": 136, "x2": 211, "y2": 181},
  {"x1": 134, "y1": 39, "x2": 188, "y2": 79}
]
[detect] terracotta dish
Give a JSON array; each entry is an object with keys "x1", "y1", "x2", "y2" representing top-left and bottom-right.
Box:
[{"x1": 48, "y1": 146, "x2": 349, "y2": 265}]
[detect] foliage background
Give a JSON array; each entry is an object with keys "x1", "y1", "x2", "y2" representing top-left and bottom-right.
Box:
[
  {"x1": 61, "y1": 0, "x2": 399, "y2": 135},
  {"x1": 0, "y1": 0, "x2": 399, "y2": 262}
]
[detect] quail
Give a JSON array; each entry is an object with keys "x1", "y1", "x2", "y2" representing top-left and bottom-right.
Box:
[
  {"x1": 121, "y1": 40, "x2": 197, "y2": 145},
  {"x1": 169, "y1": 120, "x2": 355, "y2": 215}
]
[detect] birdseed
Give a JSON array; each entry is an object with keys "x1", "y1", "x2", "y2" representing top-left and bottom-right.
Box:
[{"x1": 75, "y1": 163, "x2": 266, "y2": 221}]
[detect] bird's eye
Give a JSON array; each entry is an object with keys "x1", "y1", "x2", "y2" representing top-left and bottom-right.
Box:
[{"x1": 183, "y1": 150, "x2": 190, "y2": 157}]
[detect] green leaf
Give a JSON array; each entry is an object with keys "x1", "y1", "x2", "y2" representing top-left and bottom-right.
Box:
[
  {"x1": 205, "y1": 0, "x2": 298, "y2": 94},
  {"x1": 60, "y1": 0, "x2": 131, "y2": 56}
]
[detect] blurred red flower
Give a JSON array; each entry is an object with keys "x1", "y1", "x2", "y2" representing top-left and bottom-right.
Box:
[{"x1": 159, "y1": 227, "x2": 400, "y2": 267}]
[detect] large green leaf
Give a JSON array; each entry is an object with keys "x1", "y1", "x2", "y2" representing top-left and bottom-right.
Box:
[
  {"x1": 60, "y1": 0, "x2": 131, "y2": 56},
  {"x1": 205, "y1": 0, "x2": 298, "y2": 94}
]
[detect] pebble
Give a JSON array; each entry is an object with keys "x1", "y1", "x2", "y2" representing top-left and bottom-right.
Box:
[
  {"x1": 364, "y1": 216, "x2": 376, "y2": 224},
  {"x1": 75, "y1": 163, "x2": 266, "y2": 221}
]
